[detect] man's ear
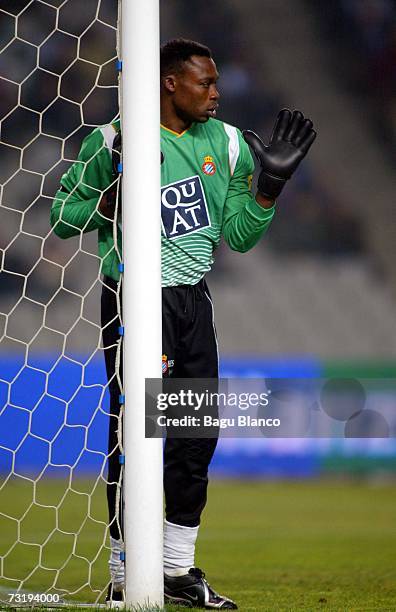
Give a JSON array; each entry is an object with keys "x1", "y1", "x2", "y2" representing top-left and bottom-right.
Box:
[{"x1": 163, "y1": 75, "x2": 177, "y2": 93}]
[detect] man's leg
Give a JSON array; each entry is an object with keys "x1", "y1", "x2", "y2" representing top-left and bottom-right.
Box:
[
  {"x1": 162, "y1": 281, "x2": 236, "y2": 608},
  {"x1": 101, "y1": 276, "x2": 124, "y2": 597},
  {"x1": 162, "y1": 281, "x2": 219, "y2": 538}
]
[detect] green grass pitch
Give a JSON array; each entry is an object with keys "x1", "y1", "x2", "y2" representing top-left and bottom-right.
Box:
[{"x1": 1, "y1": 479, "x2": 395, "y2": 611}]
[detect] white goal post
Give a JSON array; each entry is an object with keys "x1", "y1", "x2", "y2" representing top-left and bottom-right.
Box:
[
  {"x1": 122, "y1": 0, "x2": 163, "y2": 608},
  {"x1": 0, "y1": 0, "x2": 163, "y2": 608}
]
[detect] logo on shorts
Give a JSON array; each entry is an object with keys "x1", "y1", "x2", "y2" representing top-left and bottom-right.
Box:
[
  {"x1": 202, "y1": 155, "x2": 216, "y2": 175},
  {"x1": 162, "y1": 354, "x2": 174, "y2": 374},
  {"x1": 161, "y1": 175, "x2": 211, "y2": 240}
]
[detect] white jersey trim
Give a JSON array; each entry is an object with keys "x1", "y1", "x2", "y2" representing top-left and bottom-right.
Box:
[
  {"x1": 223, "y1": 123, "x2": 240, "y2": 176},
  {"x1": 101, "y1": 123, "x2": 121, "y2": 231},
  {"x1": 101, "y1": 123, "x2": 117, "y2": 157}
]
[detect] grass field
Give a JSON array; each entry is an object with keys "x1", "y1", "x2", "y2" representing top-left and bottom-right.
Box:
[{"x1": 1, "y1": 478, "x2": 395, "y2": 611}]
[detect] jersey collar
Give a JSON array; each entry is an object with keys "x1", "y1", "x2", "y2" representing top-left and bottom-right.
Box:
[{"x1": 160, "y1": 123, "x2": 194, "y2": 138}]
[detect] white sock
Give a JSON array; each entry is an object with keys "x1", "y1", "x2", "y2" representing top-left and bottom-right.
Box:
[
  {"x1": 109, "y1": 536, "x2": 125, "y2": 591},
  {"x1": 163, "y1": 520, "x2": 199, "y2": 576}
]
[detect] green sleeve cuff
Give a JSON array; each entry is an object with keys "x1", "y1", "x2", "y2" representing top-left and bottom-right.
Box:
[
  {"x1": 92, "y1": 205, "x2": 113, "y2": 227},
  {"x1": 245, "y1": 197, "x2": 276, "y2": 221},
  {"x1": 83, "y1": 196, "x2": 112, "y2": 229}
]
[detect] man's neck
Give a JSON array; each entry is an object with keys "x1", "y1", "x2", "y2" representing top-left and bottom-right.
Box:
[{"x1": 160, "y1": 109, "x2": 192, "y2": 135}]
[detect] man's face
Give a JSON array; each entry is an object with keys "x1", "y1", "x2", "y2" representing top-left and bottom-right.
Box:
[{"x1": 166, "y1": 55, "x2": 220, "y2": 124}]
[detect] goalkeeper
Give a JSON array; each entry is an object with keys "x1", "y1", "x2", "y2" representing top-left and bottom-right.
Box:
[{"x1": 51, "y1": 38, "x2": 316, "y2": 609}]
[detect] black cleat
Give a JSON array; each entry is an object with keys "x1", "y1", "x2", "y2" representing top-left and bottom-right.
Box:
[
  {"x1": 105, "y1": 583, "x2": 125, "y2": 609},
  {"x1": 164, "y1": 567, "x2": 237, "y2": 609}
]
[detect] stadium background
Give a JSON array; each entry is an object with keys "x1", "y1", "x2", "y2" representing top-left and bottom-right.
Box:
[
  {"x1": 0, "y1": 0, "x2": 396, "y2": 608},
  {"x1": 1, "y1": 0, "x2": 396, "y2": 476}
]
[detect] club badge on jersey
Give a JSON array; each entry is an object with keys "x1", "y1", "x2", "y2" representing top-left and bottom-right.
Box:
[
  {"x1": 161, "y1": 175, "x2": 211, "y2": 240},
  {"x1": 202, "y1": 155, "x2": 216, "y2": 176}
]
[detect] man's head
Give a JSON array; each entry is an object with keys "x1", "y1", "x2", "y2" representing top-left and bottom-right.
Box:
[{"x1": 160, "y1": 39, "x2": 220, "y2": 125}]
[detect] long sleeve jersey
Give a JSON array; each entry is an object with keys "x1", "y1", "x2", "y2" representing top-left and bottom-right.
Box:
[{"x1": 50, "y1": 118, "x2": 276, "y2": 286}]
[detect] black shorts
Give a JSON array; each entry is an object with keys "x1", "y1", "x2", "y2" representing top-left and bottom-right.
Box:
[
  {"x1": 102, "y1": 276, "x2": 219, "y2": 533},
  {"x1": 162, "y1": 279, "x2": 218, "y2": 378}
]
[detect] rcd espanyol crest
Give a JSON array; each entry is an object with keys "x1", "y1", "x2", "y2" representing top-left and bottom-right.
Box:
[
  {"x1": 161, "y1": 175, "x2": 211, "y2": 239},
  {"x1": 202, "y1": 155, "x2": 216, "y2": 175}
]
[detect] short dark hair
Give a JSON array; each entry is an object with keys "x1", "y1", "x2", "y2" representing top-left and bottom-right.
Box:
[{"x1": 160, "y1": 38, "x2": 212, "y2": 77}]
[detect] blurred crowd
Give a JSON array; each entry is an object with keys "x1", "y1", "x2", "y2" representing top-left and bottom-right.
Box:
[
  {"x1": 310, "y1": 0, "x2": 396, "y2": 156},
  {"x1": 161, "y1": 0, "x2": 366, "y2": 264},
  {"x1": 1, "y1": 0, "x2": 388, "y2": 308},
  {"x1": 0, "y1": 0, "x2": 118, "y2": 304}
]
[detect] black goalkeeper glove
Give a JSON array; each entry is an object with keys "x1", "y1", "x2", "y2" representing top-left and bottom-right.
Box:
[{"x1": 243, "y1": 109, "x2": 317, "y2": 200}]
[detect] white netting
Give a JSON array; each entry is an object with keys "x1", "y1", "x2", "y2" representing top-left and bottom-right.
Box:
[{"x1": 0, "y1": 0, "x2": 122, "y2": 606}]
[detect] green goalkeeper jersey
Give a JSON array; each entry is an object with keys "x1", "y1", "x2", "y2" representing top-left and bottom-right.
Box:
[{"x1": 51, "y1": 118, "x2": 275, "y2": 286}]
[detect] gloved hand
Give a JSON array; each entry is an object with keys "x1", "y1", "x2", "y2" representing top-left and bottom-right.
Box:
[
  {"x1": 99, "y1": 131, "x2": 122, "y2": 219},
  {"x1": 243, "y1": 109, "x2": 316, "y2": 200}
]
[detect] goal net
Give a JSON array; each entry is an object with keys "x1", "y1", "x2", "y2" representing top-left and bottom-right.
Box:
[{"x1": 0, "y1": 0, "x2": 123, "y2": 606}]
